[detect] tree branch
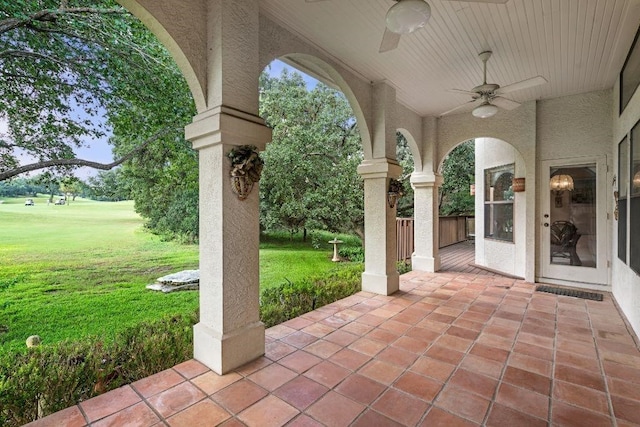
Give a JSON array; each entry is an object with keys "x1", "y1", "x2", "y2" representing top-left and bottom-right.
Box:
[
  {"x1": 0, "y1": 7, "x2": 126, "y2": 35},
  {"x1": 0, "y1": 49, "x2": 68, "y2": 65},
  {"x1": 0, "y1": 127, "x2": 176, "y2": 181}
]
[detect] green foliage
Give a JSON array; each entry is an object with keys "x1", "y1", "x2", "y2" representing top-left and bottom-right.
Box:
[
  {"x1": 260, "y1": 263, "x2": 364, "y2": 327},
  {"x1": 396, "y1": 261, "x2": 412, "y2": 275},
  {"x1": 1, "y1": 1, "x2": 193, "y2": 179},
  {"x1": 0, "y1": 175, "x2": 58, "y2": 198},
  {"x1": 0, "y1": 311, "x2": 197, "y2": 427},
  {"x1": 259, "y1": 69, "x2": 365, "y2": 238},
  {"x1": 439, "y1": 140, "x2": 475, "y2": 216},
  {"x1": 396, "y1": 132, "x2": 415, "y2": 218},
  {"x1": 0, "y1": 200, "x2": 351, "y2": 352},
  {"x1": 338, "y1": 246, "x2": 364, "y2": 263},
  {"x1": 0, "y1": 198, "x2": 199, "y2": 354},
  {"x1": 86, "y1": 169, "x2": 131, "y2": 201}
]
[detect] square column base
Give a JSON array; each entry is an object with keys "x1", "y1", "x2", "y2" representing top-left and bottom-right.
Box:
[
  {"x1": 411, "y1": 254, "x2": 440, "y2": 272},
  {"x1": 362, "y1": 272, "x2": 400, "y2": 296},
  {"x1": 194, "y1": 321, "x2": 265, "y2": 375}
]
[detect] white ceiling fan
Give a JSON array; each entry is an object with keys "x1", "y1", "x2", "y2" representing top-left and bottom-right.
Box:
[
  {"x1": 378, "y1": 0, "x2": 509, "y2": 53},
  {"x1": 305, "y1": 0, "x2": 509, "y2": 52},
  {"x1": 441, "y1": 50, "x2": 547, "y2": 118}
]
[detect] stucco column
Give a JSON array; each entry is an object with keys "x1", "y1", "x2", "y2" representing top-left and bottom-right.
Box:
[
  {"x1": 186, "y1": 106, "x2": 271, "y2": 374},
  {"x1": 358, "y1": 158, "x2": 403, "y2": 295},
  {"x1": 411, "y1": 172, "x2": 442, "y2": 272}
]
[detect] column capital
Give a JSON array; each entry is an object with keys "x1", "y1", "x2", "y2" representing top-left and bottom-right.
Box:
[
  {"x1": 410, "y1": 172, "x2": 443, "y2": 188},
  {"x1": 185, "y1": 105, "x2": 272, "y2": 151},
  {"x1": 357, "y1": 158, "x2": 403, "y2": 179}
]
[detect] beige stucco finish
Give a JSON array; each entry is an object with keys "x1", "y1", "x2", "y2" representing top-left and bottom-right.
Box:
[{"x1": 115, "y1": 0, "x2": 640, "y2": 368}]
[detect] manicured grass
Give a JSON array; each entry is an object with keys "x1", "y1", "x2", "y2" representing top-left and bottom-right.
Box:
[{"x1": 0, "y1": 196, "x2": 355, "y2": 354}]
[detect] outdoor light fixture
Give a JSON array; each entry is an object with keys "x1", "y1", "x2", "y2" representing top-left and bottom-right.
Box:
[
  {"x1": 550, "y1": 174, "x2": 574, "y2": 193},
  {"x1": 634, "y1": 171, "x2": 640, "y2": 189},
  {"x1": 386, "y1": 0, "x2": 431, "y2": 34},
  {"x1": 472, "y1": 102, "x2": 499, "y2": 119}
]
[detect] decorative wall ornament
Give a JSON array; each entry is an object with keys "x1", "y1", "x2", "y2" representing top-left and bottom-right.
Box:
[
  {"x1": 227, "y1": 145, "x2": 264, "y2": 200},
  {"x1": 387, "y1": 178, "x2": 404, "y2": 208}
]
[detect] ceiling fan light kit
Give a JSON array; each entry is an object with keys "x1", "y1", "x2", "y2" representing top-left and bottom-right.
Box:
[
  {"x1": 386, "y1": 0, "x2": 431, "y2": 34},
  {"x1": 472, "y1": 102, "x2": 499, "y2": 118},
  {"x1": 442, "y1": 50, "x2": 547, "y2": 119}
]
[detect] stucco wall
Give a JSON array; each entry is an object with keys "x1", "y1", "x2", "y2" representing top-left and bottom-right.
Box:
[
  {"x1": 438, "y1": 104, "x2": 536, "y2": 281},
  {"x1": 475, "y1": 138, "x2": 526, "y2": 278},
  {"x1": 612, "y1": 76, "x2": 640, "y2": 338},
  {"x1": 537, "y1": 90, "x2": 613, "y2": 161},
  {"x1": 536, "y1": 91, "x2": 613, "y2": 288}
]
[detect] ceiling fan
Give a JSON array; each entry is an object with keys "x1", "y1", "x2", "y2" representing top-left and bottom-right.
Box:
[
  {"x1": 378, "y1": 0, "x2": 509, "y2": 53},
  {"x1": 441, "y1": 50, "x2": 547, "y2": 118}
]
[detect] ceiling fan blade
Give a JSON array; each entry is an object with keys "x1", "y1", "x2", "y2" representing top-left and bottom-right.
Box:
[
  {"x1": 492, "y1": 96, "x2": 521, "y2": 110},
  {"x1": 440, "y1": 99, "x2": 481, "y2": 116},
  {"x1": 448, "y1": 88, "x2": 479, "y2": 97},
  {"x1": 496, "y1": 76, "x2": 547, "y2": 95},
  {"x1": 379, "y1": 28, "x2": 401, "y2": 53},
  {"x1": 442, "y1": 0, "x2": 508, "y2": 3}
]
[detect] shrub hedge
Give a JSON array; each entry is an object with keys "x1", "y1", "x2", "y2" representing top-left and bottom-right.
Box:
[
  {"x1": 0, "y1": 312, "x2": 197, "y2": 427},
  {"x1": 0, "y1": 263, "x2": 364, "y2": 426},
  {"x1": 260, "y1": 263, "x2": 364, "y2": 327},
  {"x1": 338, "y1": 246, "x2": 364, "y2": 263}
]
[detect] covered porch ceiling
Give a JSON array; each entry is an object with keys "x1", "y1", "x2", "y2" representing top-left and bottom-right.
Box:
[{"x1": 260, "y1": 0, "x2": 640, "y2": 117}]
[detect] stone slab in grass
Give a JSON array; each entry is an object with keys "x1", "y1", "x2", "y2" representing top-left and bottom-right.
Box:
[{"x1": 147, "y1": 269, "x2": 200, "y2": 293}]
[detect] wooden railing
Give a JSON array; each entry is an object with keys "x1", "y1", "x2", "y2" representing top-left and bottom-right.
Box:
[
  {"x1": 396, "y1": 218, "x2": 414, "y2": 263},
  {"x1": 396, "y1": 216, "x2": 474, "y2": 262},
  {"x1": 439, "y1": 216, "x2": 469, "y2": 248}
]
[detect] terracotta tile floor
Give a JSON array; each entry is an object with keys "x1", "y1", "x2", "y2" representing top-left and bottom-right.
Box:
[{"x1": 27, "y1": 271, "x2": 640, "y2": 426}]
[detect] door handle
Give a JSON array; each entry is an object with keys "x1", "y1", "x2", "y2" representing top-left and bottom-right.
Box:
[{"x1": 544, "y1": 223, "x2": 549, "y2": 227}]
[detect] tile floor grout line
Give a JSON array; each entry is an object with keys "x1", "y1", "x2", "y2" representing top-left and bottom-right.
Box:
[
  {"x1": 547, "y1": 292, "x2": 559, "y2": 426},
  {"x1": 609, "y1": 293, "x2": 640, "y2": 351},
  {"x1": 586, "y1": 297, "x2": 619, "y2": 427},
  {"x1": 416, "y1": 279, "x2": 502, "y2": 426},
  {"x1": 76, "y1": 401, "x2": 90, "y2": 426},
  {"x1": 479, "y1": 281, "x2": 530, "y2": 427},
  {"x1": 127, "y1": 381, "x2": 167, "y2": 426}
]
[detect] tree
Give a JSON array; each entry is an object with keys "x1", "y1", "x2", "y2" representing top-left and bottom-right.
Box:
[
  {"x1": 439, "y1": 140, "x2": 475, "y2": 216},
  {"x1": 0, "y1": 1, "x2": 190, "y2": 181},
  {"x1": 87, "y1": 169, "x2": 130, "y2": 201},
  {"x1": 396, "y1": 132, "x2": 415, "y2": 218},
  {"x1": 259, "y1": 70, "x2": 365, "y2": 239},
  {"x1": 59, "y1": 176, "x2": 83, "y2": 202}
]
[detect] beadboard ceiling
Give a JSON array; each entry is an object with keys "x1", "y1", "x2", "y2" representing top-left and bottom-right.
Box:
[{"x1": 260, "y1": 0, "x2": 640, "y2": 116}]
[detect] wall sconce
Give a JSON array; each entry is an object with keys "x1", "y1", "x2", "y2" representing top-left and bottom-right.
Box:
[
  {"x1": 549, "y1": 174, "x2": 574, "y2": 194},
  {"x1": 387, "y1": 178, "x2": 404, "y2": 208},
  {"x1": 634, "y1": 171, "x2": 640, "y2": 189},
  {"x1": 512, "y1": 177, "x2": 525, "y2": 192}
]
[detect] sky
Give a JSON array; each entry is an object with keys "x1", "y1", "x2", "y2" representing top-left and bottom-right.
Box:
[{"x1": 47, "y1": 59, "x2": 318, "y2": 180}]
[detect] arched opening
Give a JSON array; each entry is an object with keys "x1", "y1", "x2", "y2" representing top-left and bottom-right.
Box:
[
  {"x1": 258, "y1": 58, "x2": 366, "y2": 238},
  {"x1": 437, "y1": 137, "x2": 527, "y2": 278}
]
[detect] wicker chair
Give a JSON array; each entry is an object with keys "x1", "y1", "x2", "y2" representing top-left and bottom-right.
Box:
[{"x1": 550, "y1": 221, "x2": 581, "y2": 266}]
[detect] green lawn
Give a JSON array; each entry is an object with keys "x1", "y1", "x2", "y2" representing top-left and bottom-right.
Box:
[{"x1": 0, "y1": 196, "x2": 352, "y2": 354}]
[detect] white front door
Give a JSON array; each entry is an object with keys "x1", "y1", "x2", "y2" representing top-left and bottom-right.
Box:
[{"x1": 540, "y1": 157, "x2": 609, "y2": 286}]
